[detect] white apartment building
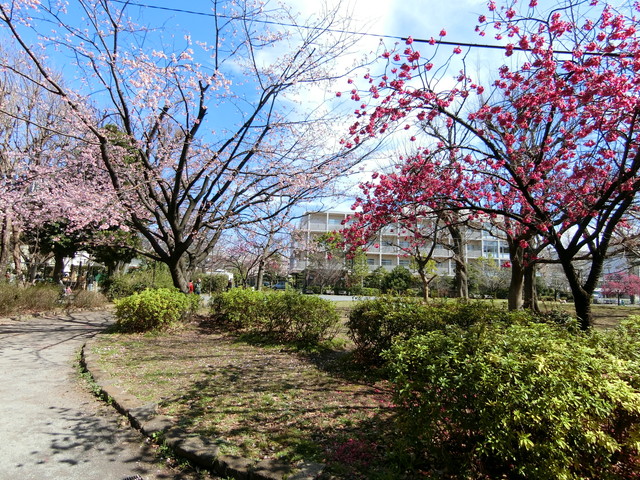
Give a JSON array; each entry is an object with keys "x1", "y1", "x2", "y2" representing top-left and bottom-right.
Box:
[{"x1": 291, "y1": 211, "x2": 510, "y2": 276}]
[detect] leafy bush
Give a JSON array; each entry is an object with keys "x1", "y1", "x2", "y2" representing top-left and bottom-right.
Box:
[
  {"x1": 347, "y1": 299, "x2": 537, "y2": 365},
  {"x1": 104, "y1": 264, "x2": 174, "y2": 299},
  {"x1": 114, "y1": 288, "x2": 198, "y2": 332},
  {"x1": 380, "y1": 266, "x2": 414, "y2": 294},
  {"x1": 349, "y1": 286, "x2": 380, "y2": 296},
  {"x1": 201, "y1": 274, "x2": 230, "y2": 293},
  {"x1": 263, "y1": 291, "x2": 340, "y2": 344},
  {"x1": 0, "y1": 284, "x2": 109, "y2": 315},
  {"x1": 210, "y1": 288, "x2": 268, "y2": 329},
  {"x1": 210, "y1": 288, "x2": 339, "y2": 344},
  {"x1": 384, "y1": 322, "x2": 640, "y2": 479},
  {"x1": 347, "y1": 297, "x2": 448, "y2": 364},
  {"x1": 0, "y1": 284, "x2": 61, "y2": 315}
]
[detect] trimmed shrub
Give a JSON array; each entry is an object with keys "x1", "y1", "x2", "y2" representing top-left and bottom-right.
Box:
[
  {"x1": 210, "y1": 288, "x2": 268, "y2": 329},
  {"x1": 104, "y1": 265, "x2": 174, "y2": 299},
  {"x1": 384, "y1": 322, "x2": 640, "y2": 479},
  {"x1": 263, "y1": 291, "x2": 340, "y2": 344},
  {"x1": 210, "y1": 288, "x2": 339, "y2": 344},
  {"x1": 349, "y1": 286, "x2": 380, "y2": 296},
  {"x1": 380, "y1": 266, "x2": 414, "y2": 294},
  {"x1": 114, "y1": 288, "x2": 198, "y2": 332},
  {"x1": 347, "y1": 299, "x2": 537, "y2": 365},
  {"x1": 347, "y1": 297, "x2": 449, "y2": 364},
  {"x1": 201, "y1": 274, "x2": 230, "y2": 294}
]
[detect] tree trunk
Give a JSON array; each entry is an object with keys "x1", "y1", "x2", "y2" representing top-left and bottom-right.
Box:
[
  {"x1": 572, "y1": 287, "x2": 593, "y2": 330},
  {"x1": 448, "y1": 223, "x2": 468, "y2": 299},
  {"x1": 167, "y1": 257, "x2": 189, "y2": 293},
  {"x1": 53, "y1": 253, "x2": 65, "y2": 281},
  {"x1": 418, "y1": 270, "x2": 430, "y2": 301},
  {"x1": 454, "y1": 258, "x2": 468, "y2": 300},
  {"x1": 11, "y1": 223, "x2": 22, "y2": 281},
  {"x1": 507, "y1": 243, "x2": 524, "y2": 311},
  {"x1": 256, "y1": 258, "x2": 265, "y2": 291},
  {"x1": 523, "y1": 263, "x2": 540, "y2": 312},
  {"x1": 558, "y1": 257, "x2": 595, "y2": 330},
  {"x1": 0, "y1": 215, "x2": 10, "y2": 273}
]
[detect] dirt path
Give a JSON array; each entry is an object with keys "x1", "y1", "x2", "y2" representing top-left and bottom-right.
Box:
[{"x1": 0, "y1": 310, "x2": 212, "y2": 480}]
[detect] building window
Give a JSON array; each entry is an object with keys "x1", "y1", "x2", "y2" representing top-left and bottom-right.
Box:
[
  {"x1": 367, "y1": 258, "x2": 376, "y2": 266},
  {"x1": 483, "y1": 240, "x2": 499, "y2": 257},
  {"x1": 381, "y1": 259, "x2": 393, "y2": 266},
  {"x1": 399, "y1": 259, "x2": 410, "y2": 267}
]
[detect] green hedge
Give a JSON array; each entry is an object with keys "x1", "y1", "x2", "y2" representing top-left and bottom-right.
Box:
[
  {"x1": 384, "y1": 321, "x2": 640, "y2": 479},
  {"x1": 347, "y1": 298, "x2": 537, "y2": 365},
  {"x1": 114, "y1": 288, "x2": 200, "y2": 332},
  {"x1": 210, "y1": 288, "x2": 339, "y2": 344}
]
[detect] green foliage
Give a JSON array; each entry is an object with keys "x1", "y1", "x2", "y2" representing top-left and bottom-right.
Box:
[
  {"x1": 105, "y1": 263, "x2": 174, "y2": 299},
  {"x1": 210, "y1": 288, "x2": 339, "y2": 344},
  {"x1": 210, "y1": 288, "x2": 268, "y2": 329},
  {"x1": 347, "y1": 297, "x2": 449, "y2": 364},
  {"x1": 384, "y1": 322, "x2": 640, "y2": 479},
  {"x1": 364, "y1": 267, "x2": 386, "y2": 289},
  {"x1": 201, "y1": 274, "x2": 230, "y2": 293},
  {"x1": 380, "y1": 266, "x2": 414, "y2": 294},
  {"x1": 347, "y1": 299, "x2": 536, "y2": 365},
  {"x1": 263, "y1": 291, "x2": 340, "y2": 344},
  {"x1": 349, "y1": 286, "x2": 380, "y2": 296},
  {"x1": 114, "y1": 288, "x2": 199, "y2": 332}
]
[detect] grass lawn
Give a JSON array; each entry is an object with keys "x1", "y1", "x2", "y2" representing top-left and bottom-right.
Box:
[{"x1": 90, "y1": 297, "x2": 640, "y2": 478}]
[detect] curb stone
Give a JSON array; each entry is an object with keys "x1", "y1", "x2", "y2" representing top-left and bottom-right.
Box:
[{"x1": 80, "y1": 339, "x2": 326, "y2": 480}]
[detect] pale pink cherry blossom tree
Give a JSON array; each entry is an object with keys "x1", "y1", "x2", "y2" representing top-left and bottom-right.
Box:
[
  {"x1": 0, "y1": 46, "x2": 123, "y2": 280},
  {"x1": 218, "y1": 209, "x2": 293, "y2": 290},
  {"x1": 342, "y1": 0, "x2": 640, "y2": 328},
  {"x1": 0, "y1": 0, "x2": 374, "y2": 292}
]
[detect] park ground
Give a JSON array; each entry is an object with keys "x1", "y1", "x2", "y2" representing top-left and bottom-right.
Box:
[{"x1": 86, "y1": 299, "x2": 639, "y2": 479}]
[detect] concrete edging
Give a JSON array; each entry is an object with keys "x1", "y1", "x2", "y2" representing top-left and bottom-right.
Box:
[{"x1": 80, "y1": 340, "x2": 326, "y2": 480}]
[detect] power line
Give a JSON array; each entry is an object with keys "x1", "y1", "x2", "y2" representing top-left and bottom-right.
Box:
[
  {"x1": 112, "y1": 0, "x2": 621, "y2": 58},
  {"x1": 111, "y1": 0, "x2": 400, "y2": 41}
]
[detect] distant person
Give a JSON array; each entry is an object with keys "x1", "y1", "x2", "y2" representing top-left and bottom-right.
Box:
[
  {"x1": 188, "y1": 281, "x2": 194, "y2": 294},
  {"x1": 194, "y1": 279, "x2": 202, "y2": 295}
]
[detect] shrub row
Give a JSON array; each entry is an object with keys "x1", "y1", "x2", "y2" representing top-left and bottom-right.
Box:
[
  {"x1": 210, "y1": 288, "x2": 339, "y2": 344},
  {"x1": 384, "y1": 319, "x2": 640, "y2": 479},
  {"x1": 347, "y1": 298, "x2": 538, "y2": 365},
  {"x1": 113, "y1": 288, "x2": 200, "y2": 332}
]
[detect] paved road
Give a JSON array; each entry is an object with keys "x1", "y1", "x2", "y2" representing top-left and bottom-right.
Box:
[{"x1": 0, "y1": 311, "x2": 212, "y2": 480}]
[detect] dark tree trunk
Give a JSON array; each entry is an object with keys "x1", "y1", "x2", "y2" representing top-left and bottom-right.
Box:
[
  {"x1": 53, "y1": 253, "x2": 65, "y2": 281},
  {"x1": 167, "y1": 257, "x2": 189, "y2": 293},
  {"x1": 256, "y1": 258, "x2": 265, "y2": 291},
  {"x1": 447, "y1": 223, "x2": 468, "y2": 299},
  {"x1": 523, "y1": 263, "x2": 540, "y2": 312},
  {"x1": 507, "y1": 242, "x2": 524, "y2": 311},
  {"x1": 0, "y1": 215, "x2": 10, "y2": 273},
  {"x1": 558, "y1": 256, "x2": 598, "y2": 330}
]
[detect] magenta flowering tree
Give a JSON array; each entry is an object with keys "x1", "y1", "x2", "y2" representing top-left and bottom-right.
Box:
[
  {"x1": 342, "y1": 0, "x2": 640, "y2": 328},
  {"x1": 0, "y1": 0, "x2": 371, "y2": 291},
  {"x1": 601, "y1": 271, "x2": 640, "y2": 304}
]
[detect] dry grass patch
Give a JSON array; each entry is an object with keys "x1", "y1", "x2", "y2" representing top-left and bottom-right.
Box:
[{"x1": 91, "y1": 321, "x2": 399, "y2": 479}]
